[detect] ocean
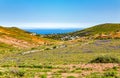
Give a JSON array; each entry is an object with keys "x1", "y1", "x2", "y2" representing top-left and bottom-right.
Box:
[{"x1": 24, "y1": 28, "x2": 83, "y2": 34}]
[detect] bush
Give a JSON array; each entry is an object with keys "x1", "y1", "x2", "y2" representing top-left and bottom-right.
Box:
[
  {"x1": 86, "y1": 72, "x2": 102, "y2": 78},
  {"x1": 17, "y1": 70, "x2": 25, "y2": 77},
  {"x1": 44, "y1": 65, "x2": 52, "y2": 69},
  {"x1": 67, "y1": 76, "x2": 76, "y2": 78},
  {"x1": 104, "y1": 71, "x2": 118, "y2": 77},
  {"x1": 53, "y1": 46, "x2": 57, "y2": 49},
  {"x1": 33, "y1": 65, "x2": 43, "y2": 68},
  {"x1": 0, "y1": 71, "x2": 3, "y2": 75},
  {"x1": 45, "y1": 48, "x2": 50, "y2": 50},
  {"x1": 89, "y1": 56, "x2": 120, "y2": 63},
  {"x1": 41, "y1": 74, "x2": 47, "y2": 78},
  {"x1": 18, "y1": 64, "x2": 33, "y2": 68},
  {"x1": 10, "y1": 69, "x2": 25, "y2": 77}
]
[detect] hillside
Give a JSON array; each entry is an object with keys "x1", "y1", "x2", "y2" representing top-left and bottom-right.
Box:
[
  {"x1": 0, "y1": 26, "x2": 49, "y2": 49},
  {"x1": 43, "y1": 23, "x2": 120, "y2": 40},
  {"x1": 71, "y1": 23, "x2": 120, "y2": 36}
]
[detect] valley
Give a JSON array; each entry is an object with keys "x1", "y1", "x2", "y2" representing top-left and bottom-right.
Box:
[{"x1": 0, "y1": 23, "x2": 120, "y2": 78}]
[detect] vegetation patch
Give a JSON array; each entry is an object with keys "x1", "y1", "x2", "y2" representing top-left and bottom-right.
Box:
[
  {"x1": 89, "y1": 56, "x2": 120, "y2": 63},
  {"x1": 67, "y1": 76, "x2": 76, "y2": 78},
  {"x1": 10, "y1": 68, "x2": 25, "y2": 77}
]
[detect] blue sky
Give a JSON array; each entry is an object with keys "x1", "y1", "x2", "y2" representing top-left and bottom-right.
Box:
[{"x1": 0, "y1": 0, "x2": 119, "y2": 29}]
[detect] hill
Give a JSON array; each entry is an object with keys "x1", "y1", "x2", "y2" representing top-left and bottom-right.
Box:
[
  {"x1": 43, "y1": 23, "x2": 120, "y2": 40},
  {"x1": 71, "y1": 23, "x2": 120, "y2": 36},
  {"x1": 0, "y1": 26, "x2": 50, "y2": 49}
]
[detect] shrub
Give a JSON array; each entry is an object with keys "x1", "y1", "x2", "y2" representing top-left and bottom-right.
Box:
[
  {"x1": 18, "y1": 64, "x2": 32, "y2": 68},
  {"x1": 17, "y1": 70, "x2": 25, "y2": 77},
  {"x1": 10, "y1": 69, "x2": 25, "y2": 77},
  {"x1": 45, "y1": 48, "x2": 50, "y2": 50},
  {"x1": 33, "y1": 65, "x2": 43, "y2": 68},
  {"x1": 86, "y1": 72, "x2": 102, "y2": 78},
  {"x1": 104, "y1": 71, "x2": 118, "y2": 77},
  {"x1": 41, "y1": 74, "x2": 47, "y2": 78},
  {"x1": 53, "y1": 46, "x2": 57, "y2": 49},
  {"x1": 112, "y1": 66, "x2": 119, "y2": 71},
  {"x1": 89, "y1": 56, "x2": 120, "y2": 63},
  {"x1": 0, "y1": 71, "x2": 3, "y2": 75},
  {"x1": 44, "y1": 65, "x2": 52, "y2": 69},
  {"x1": 67, "y1": 76, "x2": 76, "y2": 78},
  {"x1": 1, "y1": 64, "x2": 10, "y2": 67}
]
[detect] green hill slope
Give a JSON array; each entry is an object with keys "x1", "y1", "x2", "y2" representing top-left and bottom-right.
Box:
[
  {"x1": 71, "y1": 23, "x2": 120, "y2": 36},
  {"x1": 43, "y1": 23, "x2": 120, "y2": 40}
]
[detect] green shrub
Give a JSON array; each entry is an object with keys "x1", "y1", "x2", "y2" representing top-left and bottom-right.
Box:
[
  {"x1": 41, "y1": 74, "x2": 47, "y2": 78},
  {"x1": 112, "y1": 66, "x2": 119, "y2": 71},
  {"x1": 53, "y1": 46, "x2": 57, "y2": 49},
  {"x1": 0, "y1": 71, "x2": 3, "y2": 75},
  {"x1": 105, "y1": 66, "x2": 119, "y2": 71},
  {"x1": 17, "y1": 70, "x2": 25, "y2": 77},
  {"x1": 86, "y1": 72, "x2": 102, "y2": 78},
  {"x1": 67, "y1": 76, "x2": 76, "y2": 78},
  {"x1": 45, "y1": 48, "x2": 50, "y2": 50},
  {"x1": 89, "y1": 56, "x2": 120, "y2": 63},
  {"x1": 81, "y1": 68, "x2": 92, "y2": 71},
  {"x1": 1, "y1": 64, "x2": 10, "y2": 67},
  {"x1": 44, "y1": 65, "x2": 52, "y2": 69},
  {"x1": 33, "y1": 65, "x2": 43, "y2": 68},
  {"x1": 104, "y1": 71, "x2": 118, "y2": 77},
  {"x1": 10, "y1": 69, "x2": 25, "y2": 77},
  {"x1": 18, "y1": 64, "x2": 32, "y2": 68}
]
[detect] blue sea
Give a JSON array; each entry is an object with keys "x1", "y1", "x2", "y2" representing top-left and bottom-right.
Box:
[{"x1": 24, "y1": 28, "x2": 83, "y2": 34}]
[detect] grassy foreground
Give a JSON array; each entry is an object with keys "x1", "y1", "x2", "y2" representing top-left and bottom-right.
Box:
[{"x1": 0, "y1": 39, "x2": 120, "y2": 78}]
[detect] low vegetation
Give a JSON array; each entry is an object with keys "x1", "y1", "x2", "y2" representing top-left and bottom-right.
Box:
[
  {"x1": 0, "y1": 23, "x2": 120, "y2": 78},
  {"x1": 0, "y1": 26, "x2": 53, "y2": 49},
  {"x1": 89, "y1": 56, "x2": 120, "y2": 63}
]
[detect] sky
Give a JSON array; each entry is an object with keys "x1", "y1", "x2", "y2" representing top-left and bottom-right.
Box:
[{"x1": 0, "y1": 0, "x2": 120, "y2": 29}]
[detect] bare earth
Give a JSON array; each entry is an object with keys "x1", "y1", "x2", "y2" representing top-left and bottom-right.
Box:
[{"x1": 34, "y1": 63, "x2": 120, "y2": 78}]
